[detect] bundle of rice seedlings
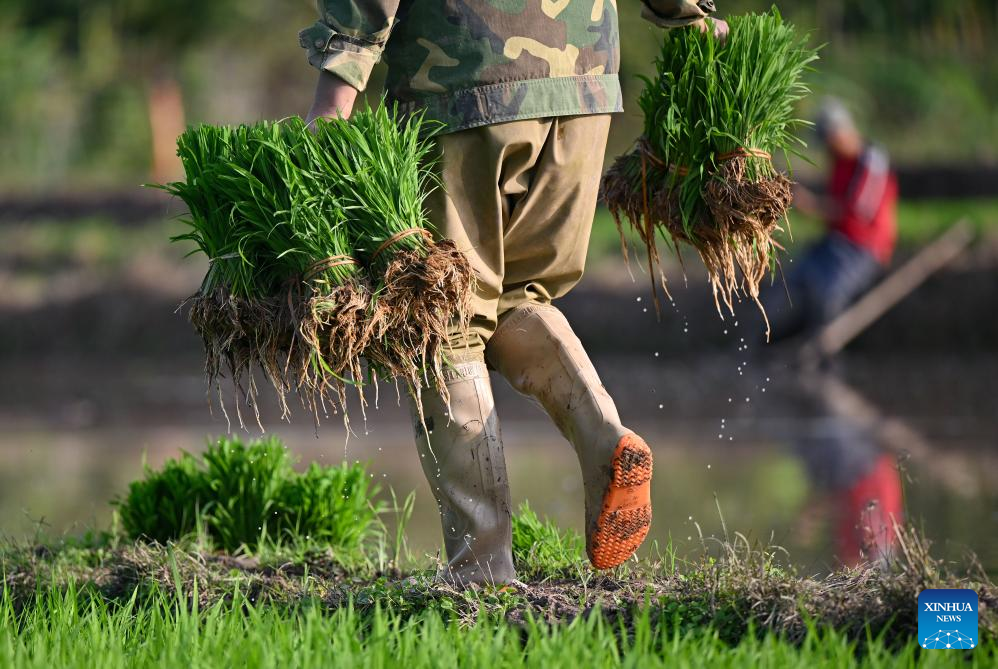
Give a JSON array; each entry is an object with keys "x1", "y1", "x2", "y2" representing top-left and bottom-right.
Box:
[
  {"x1": 164, "y1": 123, "x2": 298, "y2": 426},
  {"x1": 161, "y1": 105, "x2": 474, "y2": 428},
  {"x1": 163, "y1": 120, "x2": 370, "y2": 426},
  {"x1": 309, "y1": 106, "x2": 475, "y2": 405},
  {"x1": 602, "y1": 9, "x2": 818, "y2": 331},
  {"x1": 265, "y1": 120, "x2": 373, "y2": 420}
]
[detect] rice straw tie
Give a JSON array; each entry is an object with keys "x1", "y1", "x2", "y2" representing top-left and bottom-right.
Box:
[
  {"x1": 302, "y1": 255, "x2": 357, "y2": 283},
  {"x1": 716, "y1": 147, "x2": 772, "y2": 162},
  {"x1": 637, "y1": 137, "x2": 689, "y2": 177},
  {"x1": 370, "y1": 228, "x2": 433, "y2": 263}
]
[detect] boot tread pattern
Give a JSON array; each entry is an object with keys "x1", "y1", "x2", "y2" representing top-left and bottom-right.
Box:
[{"x1": 589, "y1": 435, "x2": 653, "y2": 570}]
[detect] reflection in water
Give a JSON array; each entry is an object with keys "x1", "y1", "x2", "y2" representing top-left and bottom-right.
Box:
[
  {"x1": 791, "y1": 371, "x2": 903, "y2": 567},
  {"x1": 0, "y1": 356, "x2": 994, "y2": 573}
]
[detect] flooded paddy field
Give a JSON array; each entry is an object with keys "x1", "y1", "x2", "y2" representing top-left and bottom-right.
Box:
[
  {"x1": 1, "y1": 211, "x2": 996, "y2": 574},
  {"x1": 1, "y1": 350, "x2": 994, "y2": 574}
]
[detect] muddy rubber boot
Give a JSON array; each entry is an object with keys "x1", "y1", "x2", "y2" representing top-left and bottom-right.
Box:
[
  {"x1": 412, "y1": 351, "x2": 516, "y2": 587},
  {"x1": 485, "y1": 303, "x2": 652, "y2": 570}
]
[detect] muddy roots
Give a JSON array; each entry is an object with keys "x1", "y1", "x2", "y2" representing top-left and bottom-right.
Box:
[
  {"x1": 186, "y1": 289, "x2": 292, "y2": 430},
  {"x1": 188, "y1": 280, "x2": 378, "y2": 430},
  {"x1": 701, "y1": 157, "x2": 792, "y2": 318},
  {"x1": 366, "y1": 240, "x2": 475, "y2": 408},
  {"x1": 187, "y1": 242, "x2": 475, "y2": 430},
  {"x1": 602, "y1": 150, "x2": 793, "y2": 334},
  {"x1": 293, "y1": 281, "x2": 373, "y2": 422}
]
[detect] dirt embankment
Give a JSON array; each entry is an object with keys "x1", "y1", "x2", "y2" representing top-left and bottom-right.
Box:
[{"x1": 4, "y1": 527, "x2": 995, "y2": 649}]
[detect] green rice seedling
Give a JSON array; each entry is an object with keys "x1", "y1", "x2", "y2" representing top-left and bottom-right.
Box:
[
  {"x1": 602, "y1": 9, "x2": 818, "y2": 331},
  {"x1": 308, "y1": 105, "x2": 475, "y2": 407},
  {"x1": 256, "y1": 119, "x2": 376, "y2": 422},
  {"x1": 162, "y1": 120, "x2": 375, "y2": 426},
  {"x1": 511, "y1": 502, "x2": 586, "y2": 578},
  {"x1": 161, "y1": 122, "x2": 303, "y2": 426},
  {"x1": 162, "y1": 107, "x2": 475, "y2": 427},
  {"x1": 114, "y1": 436, "x2": 384, "y2": 553},
  {"x1": 112, "y1": 451, "x2": 210, "y2": 545}
]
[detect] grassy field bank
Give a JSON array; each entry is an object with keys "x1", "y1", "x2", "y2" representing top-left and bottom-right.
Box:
[
  {"x1": 3, "y1": 589, "x2": 994, "y2": 668},
  {"x1": 2, "y1": 439, "x2": 996, "y2": 667},
  {"x1": 3, "y1": 526, "x2": 996, "y2": 667}
]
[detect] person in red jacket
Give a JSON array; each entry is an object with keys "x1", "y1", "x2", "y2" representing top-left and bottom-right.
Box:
[{"x1": 766, "y1": 98, "x2": 899, "y2": 342}]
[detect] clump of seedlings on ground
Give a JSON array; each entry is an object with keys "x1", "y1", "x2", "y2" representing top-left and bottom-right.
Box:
[
  {"x1": 3, "y1": 440, "x2": 995, "y2": 650},
  {"x1": 602, "y1": 10, "x2": 818, "y2": 333},
  {"x1": 159, "y1": 105, "x2": 473, "y2": 428}
]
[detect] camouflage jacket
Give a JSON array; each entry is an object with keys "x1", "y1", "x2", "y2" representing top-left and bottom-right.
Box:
[{"x1": 300, "y1": 0, "x2": 717, "y2": 133}]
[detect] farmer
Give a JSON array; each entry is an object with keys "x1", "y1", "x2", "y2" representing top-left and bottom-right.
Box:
[
  {"x1": 766, "y1": 98, "x2": 899, "y2": 342},
  {"x1": 301, "y1": 0, "x2": 728, "y2": 585}
]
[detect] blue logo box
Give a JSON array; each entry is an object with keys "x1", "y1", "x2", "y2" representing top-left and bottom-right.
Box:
[{"x1": 918, "y1": 589, "x2": 978, "y2": 650}]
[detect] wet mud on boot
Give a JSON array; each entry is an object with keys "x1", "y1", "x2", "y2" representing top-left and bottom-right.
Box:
[
  {"x1": 486, "y1": 302, "x2": 653, "y2": 570},
  {"x1": 411, "y1": 351, "x2": 516, "y2": 587}
]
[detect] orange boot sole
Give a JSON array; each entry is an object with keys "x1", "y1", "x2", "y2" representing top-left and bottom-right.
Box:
[{"x1": 589, "y1": 434, "x2": 653, "y2": 570}]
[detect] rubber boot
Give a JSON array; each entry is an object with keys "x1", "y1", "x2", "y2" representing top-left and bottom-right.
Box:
[
  {"x1": 412, "y1": 351, "x2": 516, "y2": 587},
  {"x1": 485, "y1": 303, "x2": 652, "y2": 570}
]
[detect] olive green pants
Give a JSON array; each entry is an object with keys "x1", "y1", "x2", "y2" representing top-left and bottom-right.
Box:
[{"x1": 425, "y1": 114, "x2": 612, "y2": 354}]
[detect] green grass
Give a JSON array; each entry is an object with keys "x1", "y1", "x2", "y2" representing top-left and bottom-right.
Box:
[
  {"x1": 0, "y1": 584, "x2": 993, "y2": 668},
  {"x1": 3, "y1": 441, "x2": 995, "y2": 664},
  {"x1": 511, "y1": 501, "x2": 586, "y2": 579}
]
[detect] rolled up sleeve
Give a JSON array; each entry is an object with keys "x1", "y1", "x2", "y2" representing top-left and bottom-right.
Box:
[
  {"x1": 298, "y1": 1, "x2": 399, "y2": 91},
  {"x1": 641, "y1": 0, "x2": 716, "y2": 28}
]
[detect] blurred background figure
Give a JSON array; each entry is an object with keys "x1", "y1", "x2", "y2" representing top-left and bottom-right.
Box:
[{"x1": 766, "y1": 98, "x2": 899, "y2": 343}]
